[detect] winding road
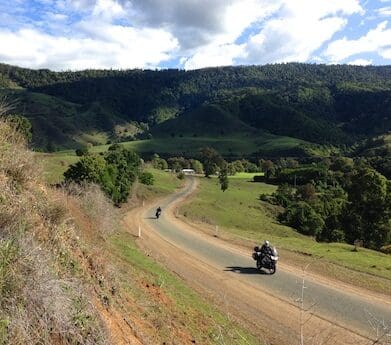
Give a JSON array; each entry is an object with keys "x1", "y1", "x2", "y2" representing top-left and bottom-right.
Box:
[{"x1": 127, "y1": 177, "x2": 391, "y2": 345}]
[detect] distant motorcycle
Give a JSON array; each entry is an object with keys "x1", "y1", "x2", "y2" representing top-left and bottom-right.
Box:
[
  {"x1": 155, "y1": 208, "x2": 162, "y2": 219},
  {"x1": 252, "y1": 246, "x2": 279, "y2": 274}
]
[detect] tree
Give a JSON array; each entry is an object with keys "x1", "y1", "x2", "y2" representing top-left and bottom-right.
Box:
[
  {"x1": 232, "y1": 160, "x2": 245, "y2": 173},
  {"x1": 273, "y1": 184, "x2": 296, "y2": 207},
  {"x1": 64, "y1": 146, "x2": 142, "y2": 205},
  {"x1": 167, "y1": 157, "x2": 188, "y2": 172},
  {"x1": 103, "y1": 146, "x2": 141, "y2": 204},
  {"x1": 64, "y1": 155, "x2": 105, "y2": 184},
  {"x1": 298, "y1": 183, "x2": 317, "y2": 202},
  {"x1": 282, "y1": 201, "x2": 325, "y2": 237},
  {"x1": 261, "y1": 160, "x2": 275, "y2": 180},
  {"x1": 152, "y1": 155, "x2": 168, "y2": 170},
  {"x1": 227, "y1": 163, "x2": 237, "y2": 176},
  {"x1": 343, "y1": 167, "x2": 390, "y2": 248},
  {"x1": 189, "y1": 159, "x2": 203, "y2": 174},
  {"x1": 241, "y1": 160, "x2": 258, "y2": 173},
  {"x1": 330, "y1": 157, "x2": 354, "y2": 173},
  {"x1": 219, "y1": 163, "x2": 229, "y2": 192},
  {"x1": 313, "y1": 185, "x2": 347, "y2": 242},
  {"x1": 199, "y1": 147, "x2": 224, "y2": 177}
]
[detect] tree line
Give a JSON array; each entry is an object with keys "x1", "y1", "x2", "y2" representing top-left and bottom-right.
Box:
[{"x1": 260, "y1": 157, "x2": 390, "y2": 251}]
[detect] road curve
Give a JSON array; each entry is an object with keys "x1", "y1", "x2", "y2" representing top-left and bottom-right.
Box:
[{"x1": 139, "y1": 177, "x2": 390, "y2": 344}]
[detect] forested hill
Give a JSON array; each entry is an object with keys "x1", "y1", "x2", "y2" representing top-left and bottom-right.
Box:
[{"x1": 0, "y1": 62, "x2": 390, "y2": 151}]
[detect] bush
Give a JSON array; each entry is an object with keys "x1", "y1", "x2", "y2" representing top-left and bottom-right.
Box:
[
  {"x1": 177, "y1": 172, "x2": 185, "y2": 180},
  {"x1": 139, "y1": 172, "x2": 154, "y2": 185},
  {"x1": 282, "y1": 201, "x2": 324, "y2": 236}
]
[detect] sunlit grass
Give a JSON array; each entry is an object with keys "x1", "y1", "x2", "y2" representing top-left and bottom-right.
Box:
[{"x1": 180, "y1": 176, "x2": 391, "y2": 281}]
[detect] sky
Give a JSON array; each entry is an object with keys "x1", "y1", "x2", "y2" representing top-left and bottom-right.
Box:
[{"x1": 0, "y1": 0, "x2": 390, "y2": 71}]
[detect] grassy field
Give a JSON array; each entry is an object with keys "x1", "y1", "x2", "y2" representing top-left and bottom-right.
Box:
[
  {"x1": 228, "y1": 172, "x2": 264, "y2": 179},
  {"x1": 44, "y1": 132, "x2": 304, "y2": 157},
  {"x1": 179, "y1": 175, "x2": 391, "y2": 289},
  {"x1": 36, "y1": 132, "x2": 298, "y2": 184},
  {"x1": 110, "y1": 232, "x2": 258, "y2": 344},
  {"x1": 87, "y1": 134, "x2": 304, "y2": 156},
  {"x1": 35, "y1": 152, "x2": 79, "y2": 184},
  {"x1": 133, "y1": 168, "x2": 184, "y2": 201}
]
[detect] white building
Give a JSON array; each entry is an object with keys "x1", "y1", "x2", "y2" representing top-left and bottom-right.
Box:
[{"x1": 181, "y1": 169, "x2": 195, "y2": 175}]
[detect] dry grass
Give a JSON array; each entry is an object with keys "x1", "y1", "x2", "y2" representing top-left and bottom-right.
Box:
[
  {"x1": 66, "y1": 183, "x2": 119, "y2": 238},
  {"x1": 0, "y1": 120, "x2": 108, "y2": 345}
]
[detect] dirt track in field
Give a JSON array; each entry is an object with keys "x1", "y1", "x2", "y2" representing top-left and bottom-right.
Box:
[{"x1": 124, "y1": 177, "x2": 391, "y2": 345}]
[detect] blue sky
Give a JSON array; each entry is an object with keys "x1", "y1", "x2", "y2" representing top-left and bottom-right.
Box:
[{"x1": 0, "y1": 0, "x2": 390, "y2": 70}]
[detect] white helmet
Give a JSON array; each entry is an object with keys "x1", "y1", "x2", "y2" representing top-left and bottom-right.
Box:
[{"x1": 264, "y1": 240, "x2": 270, "y2": 247}]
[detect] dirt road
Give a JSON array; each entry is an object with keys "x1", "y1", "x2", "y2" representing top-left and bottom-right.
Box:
[{"x1": 126, "y1": 177, "x2": 391, "y2": 345}]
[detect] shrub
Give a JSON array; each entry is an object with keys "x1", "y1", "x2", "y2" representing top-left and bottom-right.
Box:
[
  {"x1": 177, "y1": 172, "x2": 185, "y2": 180},
  {"x1": 282, "y1": 201, "x2": 324, "y2": 236},
  {"x1": 139, "y1": 172, "x2": 154, "y2": 185}
]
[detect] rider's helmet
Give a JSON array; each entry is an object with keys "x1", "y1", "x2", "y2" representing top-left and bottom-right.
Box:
[{"x1": 264, "y1": 240, "x2": 270, "y2": 247}]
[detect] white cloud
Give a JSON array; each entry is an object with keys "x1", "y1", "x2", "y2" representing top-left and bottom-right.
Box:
[
  {"x1": 92, "y1": 0, "x2": 125, "y2": 20},
  {"x1": 178, "y1": 0, "x2": 279, "y2": 69},
  {"x1": 376, "y1": 6, "x2": 391, "y2": 16},
  {"x1": 1, "y1": 0, "x2": 388, "y2": 70},
  {"x1": 239, "y1": 0, "x2": 362, "y2": 65},
  {"x1": 179, "y1": 0, "x2": 364, "y2": 69},
  {"x1": 348, "y1": 58, "x2": 373, "y2": 65},
  {"x1": 124, "y1": 0, "x2": 278, "y2": 51},
  {"x1": 324, "y1": 21, "x2": 391, "y2": 62},
  {"x1": 183, "y1": 43, "x2": 245, "y2": 70},
  {"x1": 0, "y1": 26, "x2": 178, "y2": 70}
]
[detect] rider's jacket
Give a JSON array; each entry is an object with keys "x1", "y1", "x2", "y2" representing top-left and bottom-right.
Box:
[{"x1": 260, "y1": 245, "x2": 273, "y2": 256}]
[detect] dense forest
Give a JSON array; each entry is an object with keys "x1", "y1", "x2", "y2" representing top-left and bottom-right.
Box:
[{"x1": 0, "y1": 63, "x2": 390, "y2": 152}]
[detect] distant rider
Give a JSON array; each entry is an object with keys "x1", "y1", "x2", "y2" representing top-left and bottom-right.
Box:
[{"x1": 156, "y1": 206, "x2": 162, "y2": 219}]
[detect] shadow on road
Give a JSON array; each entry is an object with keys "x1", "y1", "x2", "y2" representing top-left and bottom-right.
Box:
[
  {"x1": 144, "y1": 216, "x2": 158, "y2": 220},
  {"x1": 225, "y1": 266, "x2": 266, "y2": 274}
]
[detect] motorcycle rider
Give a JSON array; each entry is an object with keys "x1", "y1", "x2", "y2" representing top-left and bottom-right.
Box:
[
  {"x1": 156, "y1": 206, "x2": 162, "y2": 219},
  {"x1": 260, "y1": 240, "x2": 273, "y2": 256},
  {"x1": 260, "y1": 240, "x2": 273, "y2": 265}
]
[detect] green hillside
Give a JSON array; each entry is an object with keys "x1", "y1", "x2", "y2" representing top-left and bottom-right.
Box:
[{"x1": 1, "y1": 63, "x2": 390, "y2": 154}]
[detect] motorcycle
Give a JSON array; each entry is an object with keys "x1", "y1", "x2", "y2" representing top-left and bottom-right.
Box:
[
  {"x1": 155, "y1": 209, "x2": 161, "y2": 219},
  {"x1": 252, "y1": 246, "x2": 279, "y2": 274}
]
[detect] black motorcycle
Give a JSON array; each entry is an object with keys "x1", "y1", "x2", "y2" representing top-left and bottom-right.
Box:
[{"x1": 252, "y1": 246, "x2": 279, "y2": 274}]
